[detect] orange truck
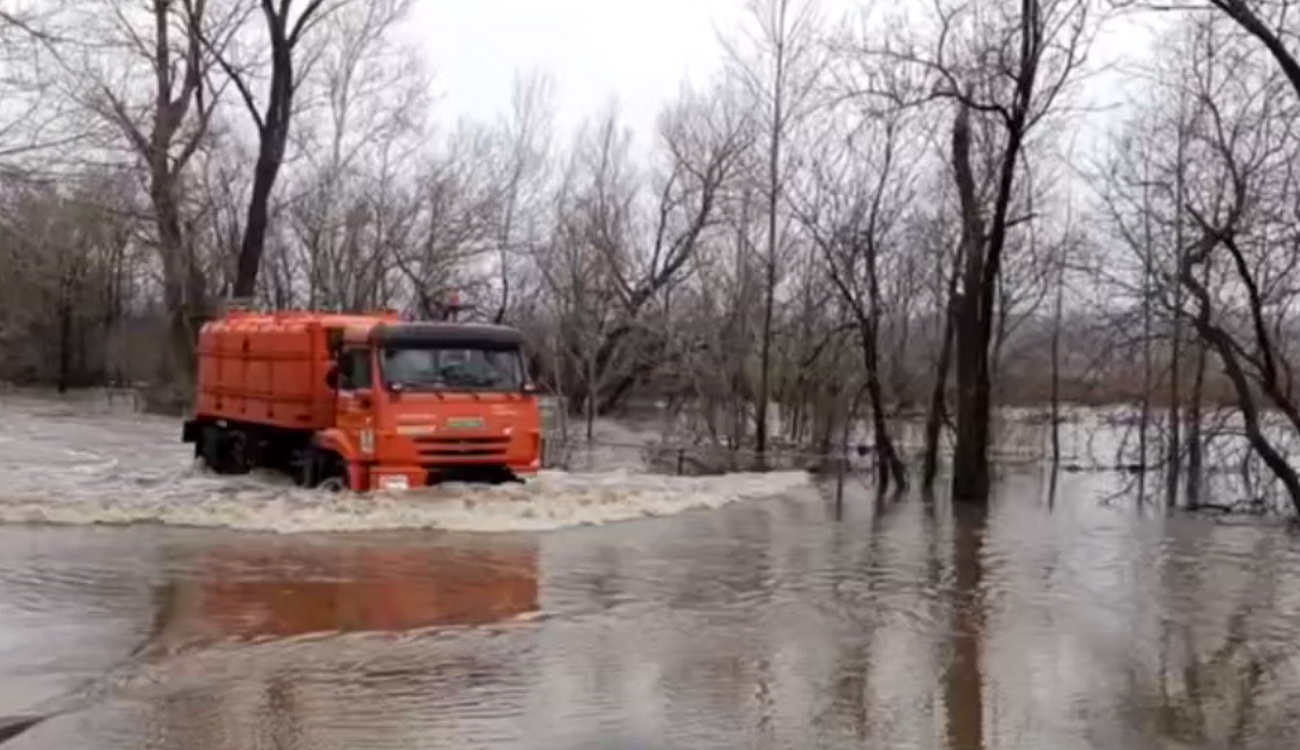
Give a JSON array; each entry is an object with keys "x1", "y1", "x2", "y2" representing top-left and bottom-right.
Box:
[{"x1": 181, "y1": 309, "x2": 542, "y2": 491}]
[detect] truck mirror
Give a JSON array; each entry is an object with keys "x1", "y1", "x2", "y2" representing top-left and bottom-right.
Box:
[
  {"x1": 325, "y1": 366, "x2": 339, "y2": 389},
  {"x1": 325, "y1": 326, "x2": 343, "y2": 355}
]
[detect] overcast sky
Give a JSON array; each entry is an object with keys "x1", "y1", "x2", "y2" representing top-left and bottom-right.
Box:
[
  {"x1": 405, "y1": 0, "x2": 1170, "y2": 155},
  {"x1": 410, "y1": 0, "x2": 764, "y2": 144}
]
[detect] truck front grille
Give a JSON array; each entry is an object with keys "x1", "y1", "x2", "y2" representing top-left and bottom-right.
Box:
[{"x1": 414, "y1": 436, "x2": 510, "y2": 458}]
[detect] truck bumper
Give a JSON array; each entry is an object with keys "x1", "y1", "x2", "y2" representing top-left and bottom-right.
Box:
[
  {"x1": 364, "y1": 464, "x2": 538, "y2": 490},
  {"x1": 366, "y1": 465, "x2": 430, "y2": 492}
]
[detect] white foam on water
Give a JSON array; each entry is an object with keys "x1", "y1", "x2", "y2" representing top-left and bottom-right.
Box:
[
  {"x1": 0, "y1": 392, "x2": 811, "y2": 534},
  {"x1": 0, "y1": 467, "x2": 813, "y2": 534}
]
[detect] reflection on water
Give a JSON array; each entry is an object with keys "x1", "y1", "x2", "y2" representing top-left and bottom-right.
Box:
[
  {"x1": 3, "y1": 472, "x2": 1300, "y2": 749},
  {"x1": 148, "y1": 538, "x2": 538, "y2": 650},
  {"x1": 946, "y1": 502, "x2": 986, "y2": 750}
]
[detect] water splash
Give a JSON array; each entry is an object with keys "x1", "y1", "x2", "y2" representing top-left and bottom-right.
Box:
[
  {"x1": 0, "y1": 468, "x2": 812, "y2": 534},
  {"x1": 0, "y1": 392, "x2": 811, "y2": 534}
]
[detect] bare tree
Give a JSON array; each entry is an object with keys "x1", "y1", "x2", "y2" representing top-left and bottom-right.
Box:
[
  {"x1": 0, "y1": 6, "x2": 103, "y2": 172},
  {"x1": 1196, "y1": 1, "x2": 1300, "y2": 99},
  {"x1": 1097, "y1": 10, "x2": 1300, "y2": 513},
  {"x1": 788, "y1": 104, "x2": 913, "y2": 490},
  {"x1": 1177, "y1": 49, "x2": 1300, "y2": 513},
  {"x1": 0, "y1": 172, "x2": 137, "y2": 389},
  {"x1": 282, "y1": 0, "x2": 425, "y2": 310},
  {"x1": 64, "y1": 0, "x2": 248, "y2": 387},
  {"x1": 721, "y1": 0, "x2": 824, "y2": 460},
  {"x1": 391, "y1": 122, "x2": 502, "y2": 318},
  {"x1": 904, "y1": 170, "x2": 964, "y2": 489},
  {"x1": 667, "y1": 183, "x2": 766, "y2": 450},
  {"x1": 532, "y1": 88, "x2": 752, "y2": 436},
  {"x1": 928, "y1": 0, "x2": 1093, "y2": 502},
  {"x1": 208, "y1": 0, "x2": 356, "y2": 301},
  {"x1": 490, "y1": 70, "x2": 555, "y2": 324},
  {"x1": 533, "y1": 110, "x2": 635, "y2": 437}
]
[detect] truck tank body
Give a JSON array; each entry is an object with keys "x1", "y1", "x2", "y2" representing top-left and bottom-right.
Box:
[{"x1": 194, "y1": 311, "x2": 398, "y2": 431}]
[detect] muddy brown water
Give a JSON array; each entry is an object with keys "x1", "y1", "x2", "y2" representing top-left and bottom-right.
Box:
[{"x1": 1, "y1": 392, "x2": 1299, "y2": 748}]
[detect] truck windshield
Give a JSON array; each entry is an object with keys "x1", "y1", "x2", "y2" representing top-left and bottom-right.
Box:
[{"x1": 380, "y1": 345, "x2": 524, "y2": 391}]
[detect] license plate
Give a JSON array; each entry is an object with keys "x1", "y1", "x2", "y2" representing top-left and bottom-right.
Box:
[
  {"x1": 379, "y1": 474, "x2": 410, "y2": 491},
  {"x1": 446, "y1": 417, "x2": 485, "y2": 430}
]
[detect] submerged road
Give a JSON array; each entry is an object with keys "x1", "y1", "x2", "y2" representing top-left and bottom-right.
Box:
[{"x1": 1, "y1": 391, "x2": 1299, "y2": 748}]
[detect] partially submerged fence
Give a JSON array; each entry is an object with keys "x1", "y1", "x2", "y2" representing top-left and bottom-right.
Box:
[{"x1": 539, "y1": 434, "x2": 869, "y2": 476}]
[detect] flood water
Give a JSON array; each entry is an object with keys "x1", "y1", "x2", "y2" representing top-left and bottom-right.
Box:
[{"x1": 2, "y1": 391, "x2": 1300, "y2": 749}]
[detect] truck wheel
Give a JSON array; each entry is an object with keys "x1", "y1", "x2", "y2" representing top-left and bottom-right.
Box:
[
  {"x1": 319, "y1": 475, "x2": 349, "y2": 493},
  {"x1": 293, "y1": 448, "x2": 321, "y2": 488},
  {"x1": 316, "y1": 453, "x2": 351, "y2": 492},
  {"x1": 220, "y1": 430, "x2": 253, "y2": 475},
  {"x1": 199, "y1": 426, "x2": 223, "y2": 472},
  {"x1": 296, "y1": 449, "x2": 348, "y2": 491}
]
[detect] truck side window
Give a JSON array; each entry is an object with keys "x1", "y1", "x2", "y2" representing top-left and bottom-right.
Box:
[{"x1": 339, "y1": 349, "x2": 372, "y2": 391}]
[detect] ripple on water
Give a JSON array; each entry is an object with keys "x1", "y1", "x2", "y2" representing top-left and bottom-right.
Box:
[{"x1": 7, "y1": 396, "x2": 1300, "y2": 748}]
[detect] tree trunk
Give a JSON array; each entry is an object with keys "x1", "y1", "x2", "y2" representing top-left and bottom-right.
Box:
[
  {"x1": 1137, "y1": 177, "x2": 1153, "y2": 496},
  {"x1": 1186, "y1": 336, "x2": 1206, "y2": 508},
  {"x1": 949, "y1": 99, "x2": 991, "y2": 503},
  {"x1": 1049, "y1": 248, "x2": 1064, "y2": 471},
  {"x1": 1165, "y1": 121, "x2": 1187, "y2": 506},
  {"x1": 153, "y1": 181, "x2": 200, "y2": 389},
  {"x1": 56, "y1": 279, "x2": 72, "y2": 394},
  {"x1": 584, "y1": 355, "x2": 596, "y2": 441},
  {"x1": 232, "y1": 88, "x2": 289, "y2": 299},
  {"x1": 951, "y1": 28, "x2": 1034, "y2": 503},
  {"x1": 756, "y1": 216, "x2": 776, "y2": 463},
  {"x1": 923, "y1": 259, "x2": 962, "y2": 489},
  {"x1": 951, "y1": 292, "x2": 992, "y2": 502},
  {"x1": 756, "y1": 3, "x2": 787, "y2": 464},
  {"x1": 945, "y1": 503, "x2": 986, "y2": 750},
  {"x1": 228, "y1": 0, "x2": 324, "y2": 299},
  {"x1": 863, "y1": 339, "x2": 905, "y2": 492},
  {"x1": 862, "y1": 294, "x2": 905, "y2": 492}
]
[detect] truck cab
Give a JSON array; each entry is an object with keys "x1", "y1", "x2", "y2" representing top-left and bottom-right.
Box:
[{"x1": 316, "y1": 321, "x2": 542, "y2": 491}]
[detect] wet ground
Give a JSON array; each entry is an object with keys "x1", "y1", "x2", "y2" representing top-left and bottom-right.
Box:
[{"x1": 2, "y1": 391, "x2": 1299, "y2": 749}]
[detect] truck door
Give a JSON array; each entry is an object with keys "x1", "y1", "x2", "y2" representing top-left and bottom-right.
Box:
[{"x1": 336, "y1": 347, "x2": 376, "y2": 453}]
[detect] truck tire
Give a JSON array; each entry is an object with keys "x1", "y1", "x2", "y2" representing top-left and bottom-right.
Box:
[
  {"x1": 199, "y1": 425, "x2": 222, "y2": 471},
  {"x1": 201, "y1": 425, "x2": 252, "y2": 475},
  {"x1": 300, "y1": 449, "x2": 349, "y2": 492},
  {"x1": 319, "y1": 475, "x2": 349, "y2": 493},
  {"x1": 318, "y1": 457, "x2": 350, "y2": 492},
  {"x1": 218, "y1": 430, "x2": 252, "y2": 475},
  {"x1": 293, "y1": 448, "x2": 318, "y2": 488}
]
